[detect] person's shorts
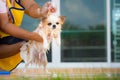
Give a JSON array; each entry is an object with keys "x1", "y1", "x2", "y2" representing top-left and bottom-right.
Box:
[
  {"x1": 0, "y1": 36, "x2": 25, "y2": 71},
  {"x1": 0, "y1": 36, "x2": 25, "y2": 45}
]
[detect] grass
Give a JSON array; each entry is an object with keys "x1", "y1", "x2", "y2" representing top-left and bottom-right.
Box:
[
  {"x1": 0, "y1": 73, "x2": 120, "y2": 80},
  {"x1": 0, "y1": 68, "x2": 120, "y2": 80}
]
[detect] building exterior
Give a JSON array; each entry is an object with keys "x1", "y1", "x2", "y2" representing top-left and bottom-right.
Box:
[{"x1": 18, "y1": 0, "x2": 120, "y2": 69}]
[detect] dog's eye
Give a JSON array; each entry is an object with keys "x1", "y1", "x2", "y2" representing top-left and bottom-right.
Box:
[
  {"x1": 56, "y1": 22, "x2": 59, "y2": 25},
  {"x1": 48, "y1": 23, "x2": 52, "y2": 26}
]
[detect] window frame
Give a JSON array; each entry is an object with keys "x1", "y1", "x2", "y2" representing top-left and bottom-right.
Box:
[{"x1": 17, "y1": 0, "x2": 120, "y2": 69}]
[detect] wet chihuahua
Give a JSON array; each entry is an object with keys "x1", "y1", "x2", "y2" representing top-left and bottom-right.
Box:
[{"x1": 20, "y1": 14, "x2": 65, "y2": 73}]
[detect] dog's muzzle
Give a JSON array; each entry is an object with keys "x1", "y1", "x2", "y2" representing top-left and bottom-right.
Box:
[{"x1": 52, "y1": 25, "x2": 56, "y2": 29}]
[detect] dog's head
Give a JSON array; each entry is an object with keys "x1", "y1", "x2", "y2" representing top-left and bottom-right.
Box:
[
  {"x1": 41, "y1": 14, "x2": 65, "y2": 39},
  {"x1": 41, "y1": 14, "x2": 65, "y2": 31},
  {"x1": 37, "y1": 14, "x2": 66, "y2": 47}
]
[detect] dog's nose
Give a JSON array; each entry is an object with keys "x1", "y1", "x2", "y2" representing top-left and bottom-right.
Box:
[{"x1": 52, "y1": 25, "x2": 56, "y2": 29}]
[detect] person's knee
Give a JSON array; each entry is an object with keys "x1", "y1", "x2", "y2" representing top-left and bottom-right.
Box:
[{"x1": 0, "y1": 41, "x2": 25, "y2": 58}]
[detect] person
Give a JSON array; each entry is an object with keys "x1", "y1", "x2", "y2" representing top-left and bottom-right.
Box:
[{"x1": 0, "y1": 0, "x2": 56, "y2": 71}]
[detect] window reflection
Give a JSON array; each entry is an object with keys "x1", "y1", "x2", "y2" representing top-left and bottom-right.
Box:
[
  {"x1": 61, "y1": 0, "x2": 107, "y2": 62},
  {"x1": 61, "y1": 0, "x2": 106, "y2": 30},
  {"x1": 111, "y1": 0, "x2": 120, "y2": 62}
]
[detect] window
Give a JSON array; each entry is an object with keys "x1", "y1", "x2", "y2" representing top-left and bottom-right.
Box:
[
  {"x1": 21, "y1": 0, "x2": 52, "y2": 62},
  {"x1": 111, "y1": 0, "x2": 120, "y2": 62},
  {"x1": 61, "y1": 0, "x2": 107, "y2": 62}
]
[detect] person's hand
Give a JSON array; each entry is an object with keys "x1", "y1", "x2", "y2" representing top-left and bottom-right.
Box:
[
  {"x1": 40, "y1": 1, "x2": 57, "y2": 16},
  {"x1": 44, "y1": 1, "x2": 57, "y2": 13},
  {"x1": 31, "y1": 32, "x2": 43, "y2": 42}
]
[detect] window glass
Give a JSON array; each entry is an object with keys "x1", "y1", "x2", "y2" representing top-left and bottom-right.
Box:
[
  {"x1": 111, "y1": 0, "x2": 120, "y2": 62},
  {"x1": 21, "y1": 0, "x2": 52, "y2": 62},
  {"x1": 61, "y1": 0, "x2": 107, "y2": 62},
  {"x1": 115, "y1": 0, "x2": 120, "y2": 3}
]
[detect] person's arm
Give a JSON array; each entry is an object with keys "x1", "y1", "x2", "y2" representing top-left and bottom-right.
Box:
[
  {"x1": 21, "y1": 0, "x2": 56, "y2": 18},
  {"x1": 0, "y1": 13, "x2": 43, "y2": 42},
  {"x1": 0, "y1": 42, "x2": 24, "y2": 59},
  {"x1": 21, "y1": 0, "x2": 42, "y2": 18}
]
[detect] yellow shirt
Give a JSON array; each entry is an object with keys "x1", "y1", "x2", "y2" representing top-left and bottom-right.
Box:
[
  {"x1": 0, "y1": 0, "x2": 25, "y2": 38},
  {"x1": 0, "y1": 0, "x2": 25, "y2": 71}
]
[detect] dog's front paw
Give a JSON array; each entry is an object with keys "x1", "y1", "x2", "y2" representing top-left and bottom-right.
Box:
[
  {"x1": 53, "y1": 37, "x2": 61, "y2": 46},
  {"x1": 43, "y1": 43, "x2": 48, "y2": 49},
  {"x1": 56, "y1": 39, "x2": 61, "y2": 46},
  {"x1": 43, "y1": 40, "x2": 49, "y2": 49}
]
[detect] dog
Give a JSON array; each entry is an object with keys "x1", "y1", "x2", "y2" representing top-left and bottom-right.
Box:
[{"x1": 20, "y1": 14, "x2": 65, "y2": 73}]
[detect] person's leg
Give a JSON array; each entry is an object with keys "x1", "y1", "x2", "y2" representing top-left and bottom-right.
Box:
[
  {"x1": 0, "y1": 42, "x2": 25, "y2": 59},
  {"x1": 0, "y1": 68, "x2": 4, "y2": 71}
]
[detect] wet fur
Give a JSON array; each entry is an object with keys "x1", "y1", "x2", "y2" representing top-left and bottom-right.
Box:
[{"x1": 20, "y1": 14, "x2": 65, "y2": 73}]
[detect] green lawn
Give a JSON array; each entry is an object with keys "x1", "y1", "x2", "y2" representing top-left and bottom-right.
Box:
[{"x1": 0, "y1": 73, "x2": 120, "y2": 80}]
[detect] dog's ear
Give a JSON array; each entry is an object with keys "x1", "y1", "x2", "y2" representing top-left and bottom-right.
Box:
[
  {"x1": 41, "y1": 17, "x2": 47, "y2": 22},
  {"x1": 59, "y1": 16, "x2": 66, "y2": 24}
]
